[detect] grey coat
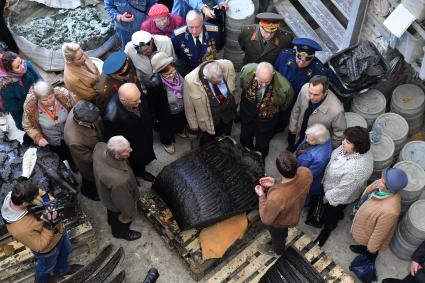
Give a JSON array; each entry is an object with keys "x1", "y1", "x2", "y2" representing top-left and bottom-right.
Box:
[
  {"x1": 289, "y1": 83, "x2": 346, "y2": 148},
  {"x1": 92, "y1": 142, "x2": 139, "y2": 221}
]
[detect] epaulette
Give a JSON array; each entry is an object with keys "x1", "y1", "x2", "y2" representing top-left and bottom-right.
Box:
[
  {"x1": 205, "y1": 25, "x2": 219, "y2": 32},
  {"x1": 174, "y1": 25, "x2": 187, "y2": 36},
  {"x1": 279, "y1": 29, "x2": 293, "y2": 36},
  {"x1": 282, "y1": 48, "x2": 295, "y2": 54},
  {"x1": 314, "y1": 61, "x2": 326, "y2": 71}
]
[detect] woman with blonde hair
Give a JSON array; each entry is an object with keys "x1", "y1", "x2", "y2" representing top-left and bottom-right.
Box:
[{"x1": 62, "y1": 42, "x2": 100, "y2": 102}]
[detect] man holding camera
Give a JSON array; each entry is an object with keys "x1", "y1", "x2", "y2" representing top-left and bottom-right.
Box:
[
  {"x1": 255, "y1": 150, "x2": 312, "y2": 255},
  {"x1": 1, "y1": 180, "x2": 80, "y2": 283}
]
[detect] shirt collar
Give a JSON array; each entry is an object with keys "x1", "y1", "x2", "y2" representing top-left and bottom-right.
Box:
[{"x1": 336, "y1": 146, "x2": 361, "y2": 160}]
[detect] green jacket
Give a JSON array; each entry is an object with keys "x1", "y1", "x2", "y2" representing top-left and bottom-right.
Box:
[
  {"x1": 240, "y1": 63, "x2": 293, "y2": 109},
  {"x1": 238, "y1": 25, "x2": 293, "y2": 65}
]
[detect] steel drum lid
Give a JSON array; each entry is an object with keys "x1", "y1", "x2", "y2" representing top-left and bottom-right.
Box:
[
  {"x1": 352, "y1": 89, "x2": 386, "y2": 115},
  {"x1": 400, "y1": 141, "x2": 425, "y2": 170},
  {"x1": 374, "y1": 113, "x2": 409, "y2": 141},
  {"x1": 407, "y1": 200, "x2": 425, "y2": 233},
  {"x1": 369, "y1": 132, "x2": 394, "y2": 162},
  {"x1": 89, "y1": 57, "x2": 104, "y2": 74},
  {"x1": 227, "y1": 0, "x2": 255, "y2": 20},
  {"x1": 392, "y1": 84, "x2": 425, "y2": 112},
  {"x1": 394, "y1": 161, "x2": 425, "y2": 194},
  {"x1": 345, "y1": 112, "x2": 368, "y2": 128}
]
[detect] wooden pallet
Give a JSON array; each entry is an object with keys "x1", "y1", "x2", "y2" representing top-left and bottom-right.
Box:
[
  {"x1": 139, "y1": 192, "x2": 354, "y2": 282},
  {"x1": 138, "y1": 191, "x2": 263, "y2": 281},
  {"x1": 0, "y1": 211, "x2": 97, "y2": 283},
  {"x1": 208, "y1": 228, "x2": 355, "y2": 283}
]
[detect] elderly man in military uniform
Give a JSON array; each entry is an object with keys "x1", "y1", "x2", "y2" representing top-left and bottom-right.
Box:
[
  {"x1": 96, "y1": 51, "x2": 141, "y2": 115},
  {"x1": 238, "y1": 12, "x2": 293, "y2": 66},
  {"x1": 184, "y1": 60, "x2": 236, "y2": 146},
  {"x1": 172, "y1": 10, "x2": 222, "y2": 75},
  {"x1": 239, "y1": 62, "x2": 293, "y2": 159},
  {"x1": 274, "y1": 38, "x2": 327, "y2": 133}
]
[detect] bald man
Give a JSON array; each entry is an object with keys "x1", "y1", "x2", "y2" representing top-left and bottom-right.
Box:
[
  {"x1": 102, "y1": 83, "x2": 156, "y2": 182},
  {"x1": 239, "y1": 62, "x2": 293, "y2": 159}
]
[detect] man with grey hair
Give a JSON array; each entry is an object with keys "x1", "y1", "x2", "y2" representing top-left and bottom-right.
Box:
[
  {"x1": 239, "y1": 62, "x2": 293, "y2": 159},
  {"x1": 93, "y1": 136, "x2": 141, "y2": 241},
  {"x1": 172, "y1": 10, "x2": 222, "y2": 74},
  {"x1": 102, "y1": 83, "x2": 156, "y2": 182},
  {"x1": 294, "y1": 123, "x2": 333, "y2": 206},
  {"x1": 184, "y1": 59, "x2": 236, "y2": 145}
]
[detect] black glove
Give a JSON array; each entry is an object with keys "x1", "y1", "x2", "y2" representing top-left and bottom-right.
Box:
[{"x1": 287, "y1": 132, "x2": 296, "y2": 152}]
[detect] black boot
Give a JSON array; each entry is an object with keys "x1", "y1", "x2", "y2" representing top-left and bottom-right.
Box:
[
  {"x1": 111, "y1": 219, "x2": 141, "y2": 241},
  {"x1": 349, "y1": 245, "x2": 367, "y2": 254},
  {"x1": 314, "y1": 228, "x2": 331, "y2": 247},
  {"x1": 142, "y1": 171, "x2": 155, "y2": 182},
  {"x1": 107, "y1": 210, "x2": 120, "y2": 226}
]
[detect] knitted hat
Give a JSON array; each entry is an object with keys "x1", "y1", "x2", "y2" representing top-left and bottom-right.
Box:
[
  {"x1": 384, "y1": 168, "x2": 408, "y2": 193},
  {"x1": 73, "y1": 100, "x2": 100, "y2": 123},
  {"x1": 151, "y1": 51, "x2": 174, "y2": 73},
  {"x1": 148, "y1": 4, "x2": 169, "y2": 19}
]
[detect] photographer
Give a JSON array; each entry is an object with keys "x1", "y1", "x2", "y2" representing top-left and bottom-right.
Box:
[
  {"x1": 255, "y1": 150, "x2": 312, "y2": 255},
  {"x1": 1, "y1": 180, "x2": 80, "y2": 283}
]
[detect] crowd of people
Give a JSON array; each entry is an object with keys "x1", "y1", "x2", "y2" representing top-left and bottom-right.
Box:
[{"x1": 0, "y1": 1, "x2": 419, "y2": 282}]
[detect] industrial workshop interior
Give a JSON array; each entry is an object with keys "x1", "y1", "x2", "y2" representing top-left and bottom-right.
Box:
[{"x1": 1, "y1": 0, "x2": 425, "y2": 282}]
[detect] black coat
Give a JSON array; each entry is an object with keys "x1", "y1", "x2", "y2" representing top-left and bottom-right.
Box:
[{"x1": 102, "y1": 94, "x2": 155, "y2": 176}]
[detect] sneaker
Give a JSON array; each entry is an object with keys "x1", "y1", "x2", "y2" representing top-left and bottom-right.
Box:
[
  {"x1": 162, "y1": 144, "x2": 175, "y2": 154},
  {"x1": 257, "y1": 243, "x2": 278, "y2": 256}
]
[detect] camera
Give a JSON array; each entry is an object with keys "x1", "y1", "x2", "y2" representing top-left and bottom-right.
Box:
[
  {"x1": 27, "y1": 199, "x2": 76, "y2": 226},
  {"x1": 142, "y1": 267, "x2": 159, "y2": 283}
]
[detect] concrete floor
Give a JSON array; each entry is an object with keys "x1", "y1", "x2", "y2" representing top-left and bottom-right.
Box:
[{"x1": 78, "y1": 122, "x2": 411, "y2": 283}]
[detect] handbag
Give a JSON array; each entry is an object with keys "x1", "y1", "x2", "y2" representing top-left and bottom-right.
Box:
[
  {"x1": 305, "y1": 195, "x2": 325, "y2": 228},
  {"x1": 349, "y1": 254, "x2": 377, "y2": 283}
]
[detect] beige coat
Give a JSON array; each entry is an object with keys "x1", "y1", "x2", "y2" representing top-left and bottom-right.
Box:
[
  {"x1": 63, "y1": 110, "x2": 103, "y2": 181},
  {"x1": 289, "y1": 83, "x2": 346, "y2": 147},
  {"x1": 92, "y1": 142, "x2": 139, "y2": 221},
  {"x1": 351, "y1": 181, "x2": 401, "y2": 253},
  {"x1": 184, "y1": 59, "x2": 236, "y2": 135}
]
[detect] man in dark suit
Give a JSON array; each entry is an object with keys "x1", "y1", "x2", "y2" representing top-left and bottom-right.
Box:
[
  {"x1": 172, "y1": 9, "x2": 222, "y2": 74},
  {"x1": 102, "y1": 83, "x2": 156, "y2": 182},
  {"x1": 238, "y1": 12, "x2": 293, "y2": 66}
]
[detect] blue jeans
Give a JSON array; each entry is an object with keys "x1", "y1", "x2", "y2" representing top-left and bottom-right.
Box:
[
  {"x1": 34, "y1": 230, "x2": 72, "y2": 283},
  {"x1": 116, "y1": 27, "x2": 133, "y2": 49}
]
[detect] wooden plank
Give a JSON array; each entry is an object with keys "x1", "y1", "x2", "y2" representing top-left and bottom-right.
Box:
[
  {"x1": 298, "y1": 0, "x2": 345, "y2": 47},
  {"x1": 330, "y1": 0, "x2": 353, "y2": 18},
  {"x1": 274, "y1": 0, "x2": 334, "y2": 61},
  {"x1": 245, "y1": 257, "x2": 279, "y2": 283},
  {"x1": 228, "y1": 254, "x2": 275, "y2": 283},
  {"x1": 304, "y1": 245, "x2": 322, "y2": 262},
  {"x1": 326, "y1": 265, "x2": 346, "y2": 283},
  {"x1": 293, "y1": 234, "x2": 312, "y2": 251},
  {"x1": 313, "y1": 255, "x2": 333, "y2": 273},
  {"x1": 206, "y1": 230, "x2": 270, "y2": 283}
]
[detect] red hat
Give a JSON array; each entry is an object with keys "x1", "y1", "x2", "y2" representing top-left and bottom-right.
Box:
[{"x1": 148, "y1": 4, "x2": 169, "y2": 19}]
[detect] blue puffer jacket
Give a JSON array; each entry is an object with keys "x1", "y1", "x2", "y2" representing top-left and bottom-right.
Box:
[{"x1": 295, "y1": 138, "x2": 332, "y2": 205}]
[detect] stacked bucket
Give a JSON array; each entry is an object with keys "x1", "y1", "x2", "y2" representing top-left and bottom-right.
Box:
[{"x1": 223, "y1": 0, "x2": 255, "y2": 71}]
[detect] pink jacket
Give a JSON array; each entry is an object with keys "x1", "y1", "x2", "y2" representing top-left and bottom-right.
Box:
[{"x1": 140, "y1": 14, "x2": 185, "y2": 37}]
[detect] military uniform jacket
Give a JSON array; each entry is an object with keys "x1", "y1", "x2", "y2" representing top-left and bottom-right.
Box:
[
  {"x1": 95, "y1": 59, "x2": 141, "y2": 115},
  {"x1": 172, "y1": 23, "x2": 223, "y2": 73},
  {"x1": 238, "y1": 25, "x2": 293, "y2": 65},
  {"x1": 275, "y1": 49, "x2": 327, "y2": 96}
]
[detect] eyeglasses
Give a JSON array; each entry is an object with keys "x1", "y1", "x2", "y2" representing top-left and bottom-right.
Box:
[{"x1": 296, "y1": 52, "x2": 314, "y2": 62}]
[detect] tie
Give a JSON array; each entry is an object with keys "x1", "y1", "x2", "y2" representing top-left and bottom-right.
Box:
[
  {"x1": 213, "y1": 84, "x2": 225, "y2": 104},
  {"x1": 195, "y1": 36, "x2": 202, "y2": 48}
]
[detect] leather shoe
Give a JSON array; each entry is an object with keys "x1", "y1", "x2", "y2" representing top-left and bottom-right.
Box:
[
  {"x1": 349, "y1": 245, "x2": 367, "y2": 254},
  {"x1": 142, "y1": 172, "x2": 155, "y2": 182},
  {"x1": 114, "y1": 230, "x2": 142, "y2": 241}
]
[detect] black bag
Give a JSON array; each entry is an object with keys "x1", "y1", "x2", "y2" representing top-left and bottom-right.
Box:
[{"x1": 305, "y1": 195, "x2": 325, "y2": 228}]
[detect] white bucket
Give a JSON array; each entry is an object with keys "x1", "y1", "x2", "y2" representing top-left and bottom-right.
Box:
[
  {"x1": 345, "y1": 112, "x2": 368, "y2": 129},
  {"x1": 399, "y1": 141, "x2": 425, "y2": 171},
  {"x1": 351, "y1": 89, "x2": 386, "y2": 129}
]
